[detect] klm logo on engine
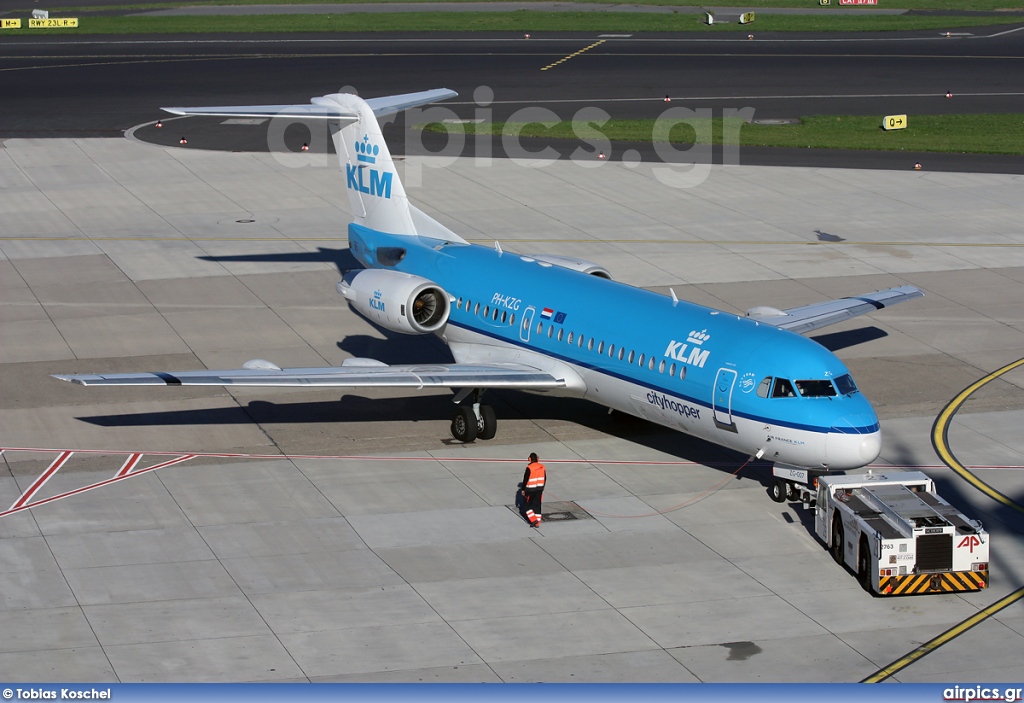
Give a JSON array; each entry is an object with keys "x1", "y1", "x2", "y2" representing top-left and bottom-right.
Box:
[
  {"x1": 370, "y1": 289, "x2": 385, "y2": 311},
  {"x1": 346, "y1": 134, "x2": 393, "y2": 199},
  {"x1": 664, "y1": 329, "x2": 711, "y2": 368}
]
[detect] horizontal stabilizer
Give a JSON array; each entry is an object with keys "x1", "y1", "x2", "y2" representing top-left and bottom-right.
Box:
[
  {"x1": 750, "y1": 285, "x2": 924, "y2": 335},
  {"x1": 53, "y1": 362, "x2": 563, "y2": 390},
  {"x1": 161, "y1": 88, "x2": 457, "y2": 121}
]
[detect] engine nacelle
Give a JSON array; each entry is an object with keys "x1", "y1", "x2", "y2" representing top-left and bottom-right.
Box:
[
  {"x1": 524, "y1": 254, "x2": 611, "y2": 279},
  {"x1": 746, "y1": 305, "x2": 786, "y2": 318},
  {"x1": 337, "y1": 269, "x2": 450, "y2": 335}
]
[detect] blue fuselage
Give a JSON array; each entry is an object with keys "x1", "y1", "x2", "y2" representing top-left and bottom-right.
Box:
[{"x1": 349, "y1": 223, "x2": 882, "y2": 470}]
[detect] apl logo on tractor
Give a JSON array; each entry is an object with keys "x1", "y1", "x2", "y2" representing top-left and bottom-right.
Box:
[
  {"x1": 346, "y1": 135, "x2": 393, "y2": 199},
  {"x1": 958, "y1": 535, "x2": 981, "y2": 553}
]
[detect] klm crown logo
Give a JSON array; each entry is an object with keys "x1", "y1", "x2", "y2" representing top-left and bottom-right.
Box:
[
  {"x1": 346, "y1": 134, "x2": 393, "y2": 199},
  {"x1": 687, "y1": 329, "x2": 710, "y2": 345},
  {"x1": 356, "y1": 134, "x2": 378, "y2": 164},
  {"x1": 370, "y1": 289, "x2": 385, "y2": 311}
]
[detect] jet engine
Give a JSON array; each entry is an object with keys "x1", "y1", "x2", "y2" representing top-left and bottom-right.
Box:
[{"x1": 337, "y1": 269, "x2": 450, "y2": 335}]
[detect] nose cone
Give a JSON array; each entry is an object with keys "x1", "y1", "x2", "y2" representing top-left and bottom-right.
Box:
[{"x1": 826, "y1": 412, "x2": 881, "y2": 469}]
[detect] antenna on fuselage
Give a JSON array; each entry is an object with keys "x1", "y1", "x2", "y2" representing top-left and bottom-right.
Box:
[
  {"x1": 670, "y1": 288, "x2": 679, "y2": 307},
  {"x1": 495, "y1": 241, "x2": 503, "y2": 256}
]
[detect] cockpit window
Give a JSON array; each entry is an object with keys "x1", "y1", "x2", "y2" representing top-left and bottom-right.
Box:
[
  {"x1": 771, "y1": 378, "x2": 796, "y2": 398},
  {"x1": 834, "y1": 374, "x2": 858, "y2": 395},
  {"x1": 756, "y1": 377, "x2": 772, "y2": 398},
  {"x1": 794, "y1": 380, "x2": 837, "y2": 398}
]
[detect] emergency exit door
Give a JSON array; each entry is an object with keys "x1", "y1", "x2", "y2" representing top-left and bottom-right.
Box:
[{"x1": 713, "y1": 367, "x2": 737, "y2": 431}]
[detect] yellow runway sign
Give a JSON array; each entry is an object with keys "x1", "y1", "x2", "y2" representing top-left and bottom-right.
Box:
[
  {"x1": 1, "y1": 18, "x2": 21, "y2": 28},
  {"x1": 28, "y1": 17, "x2": 79, "y2": 28},
  {"x1": 883, "y1": 114, "x2": 908, "y2": 130}
]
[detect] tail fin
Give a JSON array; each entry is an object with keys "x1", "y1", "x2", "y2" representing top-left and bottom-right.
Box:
[
  {"x1": 329, "y1": 92, "x2": 415, "y2": 236},
  {"x1": 162, "y1": 88, "x2": 459, "y2": 237}
]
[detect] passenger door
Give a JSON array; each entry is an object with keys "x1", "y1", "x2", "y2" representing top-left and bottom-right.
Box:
[{"x1": 713, "y1": 367, "x2": 737, "y2": 431}]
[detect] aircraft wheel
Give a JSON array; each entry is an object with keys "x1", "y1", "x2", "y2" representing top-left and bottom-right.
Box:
[
  {"x1": 477, "y1": 404, "x2": 497, "y2": 440},
  {"x1": 451, "y1": 406, "x2": 477, "y2": 443},
  {"x1": 831, "y1": 518, "x2": 845, "y2": 566},
  {"x1": 786, "y1": 481, "x2": 801, "y2": 501},
  {"x1": 769, "y1": 478, "x2": 787, "y2": 503}
]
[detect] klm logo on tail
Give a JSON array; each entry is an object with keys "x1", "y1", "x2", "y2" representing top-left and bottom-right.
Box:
[{"x1": 346, "y1": 134, "x2": 393, "y2": 199}]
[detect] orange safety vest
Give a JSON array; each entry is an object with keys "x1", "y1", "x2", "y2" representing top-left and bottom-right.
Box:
[{"x1": 525, "y1": 462, "x2": 546, "y2": 490}]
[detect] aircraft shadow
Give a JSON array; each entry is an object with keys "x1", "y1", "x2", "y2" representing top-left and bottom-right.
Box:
[
  {"x1": 199, "y1": 247, "x2": 361, "y2": 275},
  {"x1": 336, "y1": 334, "x2": 452, "y2": 365},
  {"x1": 811, "y1": 326, "x2": 887, "y2": 352},
  {"x1": 75, "y1": 390, "x2": 770, "y2": 483}
]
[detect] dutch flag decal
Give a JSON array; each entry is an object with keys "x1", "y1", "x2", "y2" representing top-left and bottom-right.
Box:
[{"x1": 540, "y1": 308, "x2": 554, "y2": 319}]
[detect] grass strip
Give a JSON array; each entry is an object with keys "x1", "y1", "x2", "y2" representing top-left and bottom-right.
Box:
[
  {"x1": 13, "y1": 12, "x2": 1024, "y2": 34},
  {"x1": 422, "y1": 113, "x2": 1024, "y2": 155},
  {"x1": 43, "y1": 0, "x2": 1024, "y2": 11}
]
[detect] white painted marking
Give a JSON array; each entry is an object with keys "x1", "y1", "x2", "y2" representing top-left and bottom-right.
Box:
[
  {"x1": 115, "y1": 452, "x2": 143, "y2": 478},
  {"x1": 10, "y1": 450, "x2": 72, "y2": 510},
  {"x1": 986, "y1": 24, "x2": 1024, "y2": 38},
  {"x1": 0, "y1": 453, "x2": 195, "y2": 519},
  {"x1": 440, "y1": 91, "x2": 1024, "y2": 106}
]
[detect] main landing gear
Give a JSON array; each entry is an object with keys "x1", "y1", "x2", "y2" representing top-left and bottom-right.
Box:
[{"x1": 450, "y1": 389, "x2": 496, "y2": 443}]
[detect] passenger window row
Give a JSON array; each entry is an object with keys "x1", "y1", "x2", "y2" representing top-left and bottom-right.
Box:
[{"x1": 454, "y1": 296, "x2": 686, "y2": 380}]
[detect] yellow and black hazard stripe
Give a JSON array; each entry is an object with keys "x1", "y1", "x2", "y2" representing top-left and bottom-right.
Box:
[{"x1": 878, "y1": 570, "x2": 987, "y2": 595}]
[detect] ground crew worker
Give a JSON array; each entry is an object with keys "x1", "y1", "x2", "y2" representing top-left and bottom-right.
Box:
[{"x1": 521, "y1": 452, "x2": 546, "y2": 527}]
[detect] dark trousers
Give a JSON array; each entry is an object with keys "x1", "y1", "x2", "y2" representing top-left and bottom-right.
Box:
[{"x1": 522, "y1": 490, "x2": 543, "y2": 523}]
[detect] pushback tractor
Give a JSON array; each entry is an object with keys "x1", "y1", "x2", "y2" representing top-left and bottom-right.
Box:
[{"x1": 814, "y1": 471, "x2": 989, "y2": 595}]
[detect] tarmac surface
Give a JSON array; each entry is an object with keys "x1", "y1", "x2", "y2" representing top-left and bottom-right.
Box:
[{"x1": 2, "y1": 136, "x2": 1024, "y2": 682}]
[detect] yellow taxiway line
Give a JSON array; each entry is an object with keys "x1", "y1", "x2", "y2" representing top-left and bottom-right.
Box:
[{"x1": 863, "y1": 356, "x2": 1024, "y2": 682}]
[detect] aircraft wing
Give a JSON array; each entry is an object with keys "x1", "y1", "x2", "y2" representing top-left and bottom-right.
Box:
[
  {"x1": 748, "y1": 285, "x2": 924, "y2": 335},
  {"x1": 161, "y1": 88, "x2": 457, "y2": 122},
  {"x1": 52, "y1": 360, "x2": 564, "y2": 390}
]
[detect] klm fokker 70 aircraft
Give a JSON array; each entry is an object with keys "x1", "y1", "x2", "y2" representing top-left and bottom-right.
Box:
[{"x1": 55, "y1": 89, "x2": 923, "y2": 501}]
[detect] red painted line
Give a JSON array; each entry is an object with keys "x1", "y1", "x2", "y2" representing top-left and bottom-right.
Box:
[
  {"x1": 1, "y1": 447, "x2": 1023, "y2": 470},
  {"x1": 1, "y1": 444, "x2": 1022, "y2": 522},
  {"x1": 10, "y1": 450, "x2": 73, "y2": 510},
  {"x1": 142, "y1": 454, "x2": 195, "y2": 473},
  {"x1": 115, "y1": 452, "x2": 143, "y2": 478},
  {"x1": 0, "y1": 454, "x2": 196, "y2": 519}
]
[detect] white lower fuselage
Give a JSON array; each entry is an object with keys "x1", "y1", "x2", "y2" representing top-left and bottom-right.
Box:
[{"x1": 444, "y1": 325, "x2": 879, "y2": 472}]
